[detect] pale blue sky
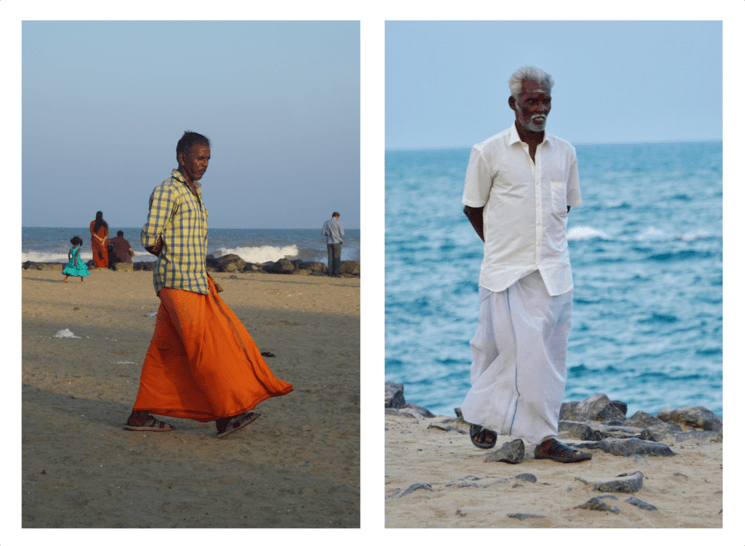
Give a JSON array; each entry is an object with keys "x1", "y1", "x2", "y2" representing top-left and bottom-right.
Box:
[
  {"x1": 386, "y1": 21, "x2": 722, "y2": 149},
  {"x1": 22, "y1": 21, "x2": 360, "y2": 228}
]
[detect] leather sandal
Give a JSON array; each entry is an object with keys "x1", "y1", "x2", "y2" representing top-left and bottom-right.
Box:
[
  {"x1": 469, "y1": 424, "x2": 497, "y2": 449},
  {"x1": 534, "y1": 438, "x2": 592, "y2": 463}
]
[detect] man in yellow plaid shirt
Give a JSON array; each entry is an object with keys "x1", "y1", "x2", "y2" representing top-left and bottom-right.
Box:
[{"x1": 124, "y1": 131, "x2": 293, "y2": 438}]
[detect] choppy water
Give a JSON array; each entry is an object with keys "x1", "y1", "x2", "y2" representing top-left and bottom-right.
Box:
[{"x1": 385, "y1": 141, "x2": 722, "y2": 417}]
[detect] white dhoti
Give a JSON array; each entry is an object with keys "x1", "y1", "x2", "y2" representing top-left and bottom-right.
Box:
[{"x1": 461, "y1": 270, "x2": 573, "y2": 445}]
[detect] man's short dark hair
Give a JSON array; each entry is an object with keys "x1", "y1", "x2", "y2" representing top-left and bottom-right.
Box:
[
  {"x1": 332, "y1": 212, "x2": 340, "y2": 218},
  {"x1": 117, "y1": 230, "x2": 124, "y2": 237},
  {"x1": 177, "y1": 131, "x2": 211, "y2": 157}
]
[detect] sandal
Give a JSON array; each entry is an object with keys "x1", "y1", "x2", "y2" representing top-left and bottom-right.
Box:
[
  {"x1": 216, "y1": 411, "x2": 261, "y2": 439},
  {"x1": 534, "y1": 438, "x2": 592, "y2": 463},
  {"x1": 123, "y1": 415, "x2": 175, "y2": 432},
  {"x1": 469, "y1": 424, "x2": 497, "y2": 449}
]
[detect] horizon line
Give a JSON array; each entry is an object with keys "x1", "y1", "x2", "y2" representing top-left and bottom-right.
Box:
[{"x1": 385, "y1": 138, "x2": 723, "y2": 152}]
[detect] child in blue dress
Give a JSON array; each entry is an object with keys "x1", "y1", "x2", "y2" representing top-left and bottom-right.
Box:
[{"x1": 62, "y1": 236, "x2": 89, "y2": 283}]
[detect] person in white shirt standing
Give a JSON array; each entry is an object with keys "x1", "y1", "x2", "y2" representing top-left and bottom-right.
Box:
[{"x1": 460, "y1": 66, "x2": 591, "y2": 463}]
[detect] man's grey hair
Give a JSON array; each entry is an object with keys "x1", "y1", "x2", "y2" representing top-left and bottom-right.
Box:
[{"x1": 508, "y1": 66, "x2": 554, "y2": 98}]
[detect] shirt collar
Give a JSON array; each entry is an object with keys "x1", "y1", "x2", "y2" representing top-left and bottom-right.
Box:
[
  {"x1": 508, "y1": 121, "x2": 553, "y2": 147},
  {"x1": 172, "y1": 169, "x2": 202, "y2": 190}
]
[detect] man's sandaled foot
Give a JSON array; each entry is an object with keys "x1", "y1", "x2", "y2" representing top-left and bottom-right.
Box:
[
  {"x1": 216, "y1": 411, "x2": 261, "y2": 439},
  {"x1": 470, "y1": 424, "x2": 497, "y2": 449},
  {"x1": 123, "y1": 415, "x2": 175, "y2": 432},
  {"x1": 534, "y1": 438, "x2": 592, "y2": 463}
]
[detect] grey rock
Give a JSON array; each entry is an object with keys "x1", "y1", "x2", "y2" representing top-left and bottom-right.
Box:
[
  {"x1": 507, "y1": 513, "x2": 546, "y2": 520},
  {"x1": 657, "y1": 406, "x2": 722, "y2": 432},
  {"x1": 384, "y1": 408, "x2": 414, "y2": 417},
  {"x1": 385, "y1": 382, "x2": 405, "y2": 409},
  {"x1": 512, "y1": 483, "x2": 523, "y2": 488},
  {"x1": 625, "y1": 496, "x2": 658, "y2": 511},
  {"x1": 298, "y1": 261, "x2": 326, "y2": 273},
  {"x1": 593, "y1": 471, "x2": 643, "y2": 493},
  {"x1": 559, "y1": 421, "x2": 607, "y2": 441},
  {"x1": 427, "y1": 423, "x2": 467, "y2": 434},
  {"x1": 446, "y1": 476, "x2": 507, "y2": 489},
  {"x1": 626, "y1": 410, "x2": 667, "y2": 428},
  {"x1": 610, "y1": 400, "x2": 628, "y2": 417},
  {"x1": 267, "y1": 258, "x2": 296, "y2": 274},
  {"x1": 455, "y1": 509, "x2": 467, "y2": 517},
  {"x1": 515, "y1": 473, "x2": 537, "y2": 483},
  {"x1": 135, "y1": 261, "x2": 156, "y2": 271},
  {"x1": 485, "y1": 439, "x2": 525, "y2": 464},
  {"x1": 111, "y1": 262, "x2": 133, "y2": 271},
  {"x1": 340, "y1": 260, "x2": 361, "y2": 275},
  {"x1": 670, "y1": 429, "x2": 722, "y2": 444},
  {"x1": 291, "y1": 268, "x2": 312, "y2": 276},
  {"x1": 574, "y1": 497, "x2": 620, "y2": 514},
  {"x1": 388, "y1": 404, "x2": 435, "y2": 419},
  {"x1": 401, "y1": 403, "x2": 435, "y2": 419},
  {"x1": 560, "y1": 394, "x2": 625, "y2": 422},
  {"x1": 24, "y1": 262, "x2": 65, "y2": 271},
  {"x1": 396, "y1": 483, "x2": 433, "y2": 498},
  {"x1": 576, "y1": 438, "x2": 676, "y2": 457}
]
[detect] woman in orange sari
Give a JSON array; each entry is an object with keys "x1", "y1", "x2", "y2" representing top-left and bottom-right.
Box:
[{"x1": 90, "y1": 211, "x2": 109, "y2": 268}]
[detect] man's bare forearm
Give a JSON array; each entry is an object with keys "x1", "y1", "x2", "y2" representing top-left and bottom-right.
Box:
[{"x1": 463, "y1": 205, "x2": 485, "y2": 242}]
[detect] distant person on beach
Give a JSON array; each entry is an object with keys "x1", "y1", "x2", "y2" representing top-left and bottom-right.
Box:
[
  {"x1": 90, "y1": 211, "x2": 109, "y2": 268},
  {"x1": 460, "y1": 66, "x2": 591, "y2": 463},
  {"x1": 62, "y1": 236, "x2": 89, "y2": 283},
  {"x1": 108, "y1": 230, "x2": 135, "y2": 267},
  {"x1": 124, "y1": 131, "x2": 293, "y2": 438},
  {"x1": 322, "y1": 212, "x2": 344, "y2": 277}
]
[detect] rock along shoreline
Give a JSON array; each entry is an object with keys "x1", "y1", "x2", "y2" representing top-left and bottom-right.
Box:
[{"x1": 22, "y1": 254, "x2": 361, "y2": 277}]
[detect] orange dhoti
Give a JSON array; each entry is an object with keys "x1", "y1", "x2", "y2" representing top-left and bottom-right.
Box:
[{"x1": 133, "y1": 277, "x2": 293, "y2": 422}]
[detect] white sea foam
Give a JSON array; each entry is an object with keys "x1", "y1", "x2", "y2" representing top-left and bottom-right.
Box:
[
  {"x1": 567, "y1": 226, "x2": 607, "y2": 240},
  {"x1": 22, "y1": 251, "x2": 93, "y2": 263},
  {"x1": 637, "y1": 227, "x2": 667, "y2": 240},
  {"x1": 212, "y1": 244, "x2": 299, "y2": 264}
]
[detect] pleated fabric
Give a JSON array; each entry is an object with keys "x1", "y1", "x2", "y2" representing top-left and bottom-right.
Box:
[
  {"x1": 461, "y1": 270, "x2": 573, "y2": 444},
  {"x1": 133, "y1": 277, "x2": 293, "y2": 422}
]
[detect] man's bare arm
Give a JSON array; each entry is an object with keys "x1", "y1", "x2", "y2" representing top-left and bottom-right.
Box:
[{"x1": 463, "y1": 205, "x2": 485, "y2": 242}]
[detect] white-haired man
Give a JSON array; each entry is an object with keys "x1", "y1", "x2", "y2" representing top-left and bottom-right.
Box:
[{"x1": 460, "y1": 66, "x2": 591, "y2": 463}]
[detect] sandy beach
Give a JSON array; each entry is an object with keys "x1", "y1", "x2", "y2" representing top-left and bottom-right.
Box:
[
  {"x1": 385, "y1": 410, "x2": 722, "y2": 528},
  {"x1": 22, "y1": 267, "x2": 359, "y2": 528}
]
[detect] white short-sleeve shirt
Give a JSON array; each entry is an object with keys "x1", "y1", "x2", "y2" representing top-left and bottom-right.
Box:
[{"x1": 462, "y1": 123, "x2": 582, "y2": 296}]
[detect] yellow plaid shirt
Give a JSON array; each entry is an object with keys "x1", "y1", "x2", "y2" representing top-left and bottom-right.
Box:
[{"x1": 141, "y1": 169, "x2": 210, "y2": 295}]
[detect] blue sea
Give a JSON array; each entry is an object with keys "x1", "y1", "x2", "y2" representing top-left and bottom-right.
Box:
[
  {"x1": 22, "y1": 227, "x2": 360, "y2": 265},
  {"x1": 385, "y1": 141, "x2": 722, "y2": 418}
]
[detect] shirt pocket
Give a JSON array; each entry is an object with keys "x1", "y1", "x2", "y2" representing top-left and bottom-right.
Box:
[{"x1": 550, "y1": 181, "x2": 568, "y2": 216}]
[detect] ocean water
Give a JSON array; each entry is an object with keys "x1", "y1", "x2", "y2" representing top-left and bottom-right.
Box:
[
  {"x1": 385, "y1": 141, "x2": 722, "y2": 418},
  {"x1": 22, "y1": 227, "x2": 360, "y2": 265}
]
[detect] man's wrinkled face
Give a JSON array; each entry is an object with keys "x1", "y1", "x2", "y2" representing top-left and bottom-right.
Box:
[
  {"x1": 178, "y1": 144, "x2": 211, "y2": 183},
  {"x1": 511, "y1": 79, "x2": 551, "y2": 133}
]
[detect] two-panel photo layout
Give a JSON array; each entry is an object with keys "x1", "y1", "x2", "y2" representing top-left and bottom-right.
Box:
[{"x1": 20, "y1": 19, "x2": 723, "y2": 532}]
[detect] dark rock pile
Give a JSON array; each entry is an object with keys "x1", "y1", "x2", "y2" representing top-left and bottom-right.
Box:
[
  {"x1": 23, "y1": 255, "x2": 361, "y2": 277},
  {"x1": 385, "y1": 383, "x2": 723, "y2": 454}
]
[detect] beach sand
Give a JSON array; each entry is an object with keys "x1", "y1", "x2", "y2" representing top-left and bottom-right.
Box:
[
  {"x1": 385, "y1": 413, "x2": 722, "y2": 528},
  {"x1": 22, "y1": 268, "x2": 360, "y2": 528}
]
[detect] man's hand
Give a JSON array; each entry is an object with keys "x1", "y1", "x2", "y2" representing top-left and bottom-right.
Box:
[
  {"x1": 145, "y1": 236, "x2": 163, "y2": 256},
  {"x1": 463, "y1": 205, "x2": 485, "y2": 242}
]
